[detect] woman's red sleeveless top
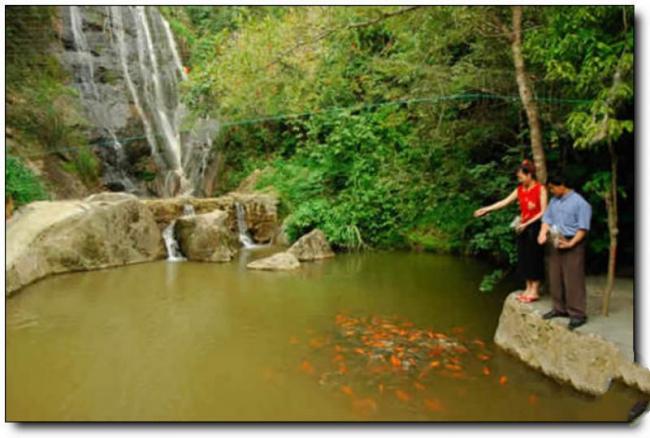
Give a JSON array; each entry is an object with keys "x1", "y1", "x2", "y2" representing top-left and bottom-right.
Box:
[{"x1": 517, "y1": 182, "x2": 542, "y2": 223}]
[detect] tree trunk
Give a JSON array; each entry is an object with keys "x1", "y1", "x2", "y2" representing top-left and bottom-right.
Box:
[
  {"x1": 510, "y1": 6, "x2": 547, "y2": 183},
  {"x1": 602, "y1": 140, "x2": 619, "y2": 316}
]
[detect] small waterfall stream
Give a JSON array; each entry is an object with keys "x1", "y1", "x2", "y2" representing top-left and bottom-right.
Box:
[
  {"x1": 235, "y1": 202, "x2": 258, "y2": 249},
  {"x1": 163, "y1": 204, "x2": 195, "y2": 261}
]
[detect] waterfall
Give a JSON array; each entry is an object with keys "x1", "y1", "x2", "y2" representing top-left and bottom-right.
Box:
[
  {"x1": 162, "y1": 203, "x2": 195, "y2": 261},
  {"x1": 64, "y1": 6, "x2": 218, "y2": 197},
  {"x1": 235, "y1": 202, "x2": 257, "y2": 249},
  {"x1": 68, "y1": 6, "x2": 136, "y2": 192},
  {"x1": 162, "y1": 222, "x2": 185, "y2": 262}
]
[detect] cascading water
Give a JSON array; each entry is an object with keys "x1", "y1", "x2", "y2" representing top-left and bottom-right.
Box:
[
  {"x1": 64, "y1": 6, "x2": 218, "y2": 197},
  {"x1": 163, "y1": 203, "x2": 195, "y2": 261},
  {"x1": 235, "y1": 202, "x2": 257, "y2": 249},
  {"x1": 68, "y1": 6, "x2": 136, "y2": 192}
]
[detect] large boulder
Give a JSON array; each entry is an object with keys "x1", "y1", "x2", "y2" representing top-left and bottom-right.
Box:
[
  {"x1": 6, "y1": 198, "x2": 165, "y2": 295},
  {"x1": 246, "y1": 252, "x2": 300, "y2": 271},
  {"x1": 288, "y1": 229, "x2": 335, "y2": 261},
  {"x1": 174, "y1": 210, "x2": 238, "y2": 262}
]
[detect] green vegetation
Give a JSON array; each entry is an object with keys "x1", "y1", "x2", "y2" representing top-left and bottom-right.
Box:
[
  {"x1": 162, "y1": 5, "x2": 633, "y2": 287},
  {"x1": 5, "y1": 6, "x2": 99, "y2": 198},
  {"x1": 6, "y1": 156, "x2": 49, "y2": 207}
]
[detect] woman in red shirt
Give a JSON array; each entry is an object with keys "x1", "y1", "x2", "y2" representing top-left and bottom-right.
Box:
[{"x1": 474, "y1": 160, "x2": 548, "y2": 302}]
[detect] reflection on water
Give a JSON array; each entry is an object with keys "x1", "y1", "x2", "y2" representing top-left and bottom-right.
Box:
[{"x1": 6, "y1": 251, "x2": 642, "y2": 421}]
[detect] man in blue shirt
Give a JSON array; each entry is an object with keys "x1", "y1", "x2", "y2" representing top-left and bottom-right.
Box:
[{"x1": 538, "y1": 173, "x2": 592, "y2": 330}]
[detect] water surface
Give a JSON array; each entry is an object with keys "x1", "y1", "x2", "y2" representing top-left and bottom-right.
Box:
[{"x1": 6, "y1": 250, "x2": 641, "y2": 421}]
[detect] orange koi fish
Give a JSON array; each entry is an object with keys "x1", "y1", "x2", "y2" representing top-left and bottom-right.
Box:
[
  {"x1": 499, "y1": 375, "x2": 508, "y2": 385},
  {"x1": 300, "y1": 360, "x2": 315, "y2": 375},
  {"x1": 352, "y1": 397, "x2": 378, "y2": 416},
  {"x1": 424, "y1": 398, "x2": 444, "y2": 413},
  {"x1": 395, "y1": 389, "x2": 411, "y2": 402},
  {"x1": 444, "y1": 363, "x2": 463, "y2": 372}
]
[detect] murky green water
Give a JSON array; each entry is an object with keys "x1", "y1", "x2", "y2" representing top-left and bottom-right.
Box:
[{"x1": 6, "y1": 249, "x2": 642, "y2": 421}]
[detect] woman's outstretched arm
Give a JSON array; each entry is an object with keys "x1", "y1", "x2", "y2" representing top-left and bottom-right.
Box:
[{"x1": 473, "y1": 188, "x2": 518, "y2": 218}]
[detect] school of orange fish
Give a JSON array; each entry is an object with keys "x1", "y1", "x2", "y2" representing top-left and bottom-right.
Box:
[{"x1": 289, "y1": 313, "x2": 518, "y2": 418}]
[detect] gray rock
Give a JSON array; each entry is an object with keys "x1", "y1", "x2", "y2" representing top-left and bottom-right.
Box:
[
  {"x1": 494, "y1": 292, "x2": 650, "y2": 395},
  {"x1": 85, "y1": 192, "x2": 139, "y2": 203},
  {"x1": 288, "y1": 229, "x2": 335, "y2": 261},
  {"x1": 143, "y1": 191, "x2": 279, "y2": 241},
  {"x1": 246, "y1": 252, "x2": 300, "y2": 271},
  {"x1": 6, "y1": 199, "x2": 164, "y2": 295},
  {"x1": 175, "y1": 210, "x2": 238, "y2": 262}
]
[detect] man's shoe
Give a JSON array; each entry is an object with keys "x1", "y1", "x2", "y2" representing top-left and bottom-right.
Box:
[
  {"x1": 542, "y1": 309, "x2": 569, "y2": 320},
  {"x1": 568, "y1": 317, "x2": 587, "y2": 331}
]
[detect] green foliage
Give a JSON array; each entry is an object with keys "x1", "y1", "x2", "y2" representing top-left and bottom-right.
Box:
[
  {"x1": 5, "y1": 155, "x2": 49, "y2": 206},
  {"x1": 479, "y1": 269, "x2": 505, "y2": 293},
  {"x1": 6, "y1": 6, "x2": 97, "y2": 186},
  {"x1": 168, "y1": 5, "x2": 634, "y2": 285},
  {"x1": 61, "y1": 146, "x2": 100, "y2": 184}
]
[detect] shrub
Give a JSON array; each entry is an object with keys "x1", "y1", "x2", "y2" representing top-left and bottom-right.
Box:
[{"x1": 6, "y1": 155, "x2": 49, "y2": 206}]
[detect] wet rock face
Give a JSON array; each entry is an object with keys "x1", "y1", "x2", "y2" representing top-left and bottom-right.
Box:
[
  {"x1": 174, "y1": 210, "x2": 238, "y2": 262},
  {"x1": 6, "y1": 197, "x2": 165, "y2": 295},
  {"x1": 142, "y1": 192, "x2": 279, "y2": 242},
  {"x1": 246, "y1": 252, "x2": 300, "y2": 271},
  {"x1": 288, "y1": 228, "x2": 335, "y2": 261},
  {"x1": 494, "y1": 293, "x2": 650, "y2": 396},
  {"x1": 57, "y1": 6, "x2": 217, "y2": 197}
]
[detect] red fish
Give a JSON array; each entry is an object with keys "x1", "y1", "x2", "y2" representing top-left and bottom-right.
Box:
[
  {"x1": 300, "y1": 360, "x2": 315, "y2": 375},
  {"x1": 395, "y1": 389, "x2": 411, "y2": 402},
  {"x1": 528, "y1": 394, "x2": 539, "y2": 405},
  {"x1": 477, "y1": 353, "x2": 491, "y2": 361},
  {"x1": 340, "y1": 385, "x2": 354, "y2": 397},
  {"x1": 499, "y1": 375, "x2": 508, "y2": 385},
  {"x1": 424, "y1": 398, "x2": 444, "y2": 413},
  {"x1": 445, "y1": 363, "x2": 463, "y2": 372},
  {"x1": 309, "y1": 337, "x2": 326, "y2": 349},
  {"x1": 352, "y1": 397, "x2": 378, "y2": 416},
  {"x1": 482, "y1": 366, "x2": 491, "y2": 376},
  {"x1": 414, "y1": 381, "x2": 426, "y2": 391},
  {"x1": 390, "y1": 354, "x2": 402, "y2": 368}
]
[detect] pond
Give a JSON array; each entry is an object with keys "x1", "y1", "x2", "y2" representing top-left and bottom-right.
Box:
[{"x1": 6, "y1": 249, "x2": 642, "y2": 421}]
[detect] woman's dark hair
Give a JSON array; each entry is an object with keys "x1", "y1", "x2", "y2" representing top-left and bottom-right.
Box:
[
  {"x1": 548, "y1": 173, "x2": 568, "y2": 186},
  {"x1": 517, "y1": 159, "x2": 536, "y2": 178}
]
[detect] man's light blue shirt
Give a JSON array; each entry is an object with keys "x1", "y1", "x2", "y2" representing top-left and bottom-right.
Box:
[{"x1": 542, "y1": 190, "x2": 592, "y2": 237}]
